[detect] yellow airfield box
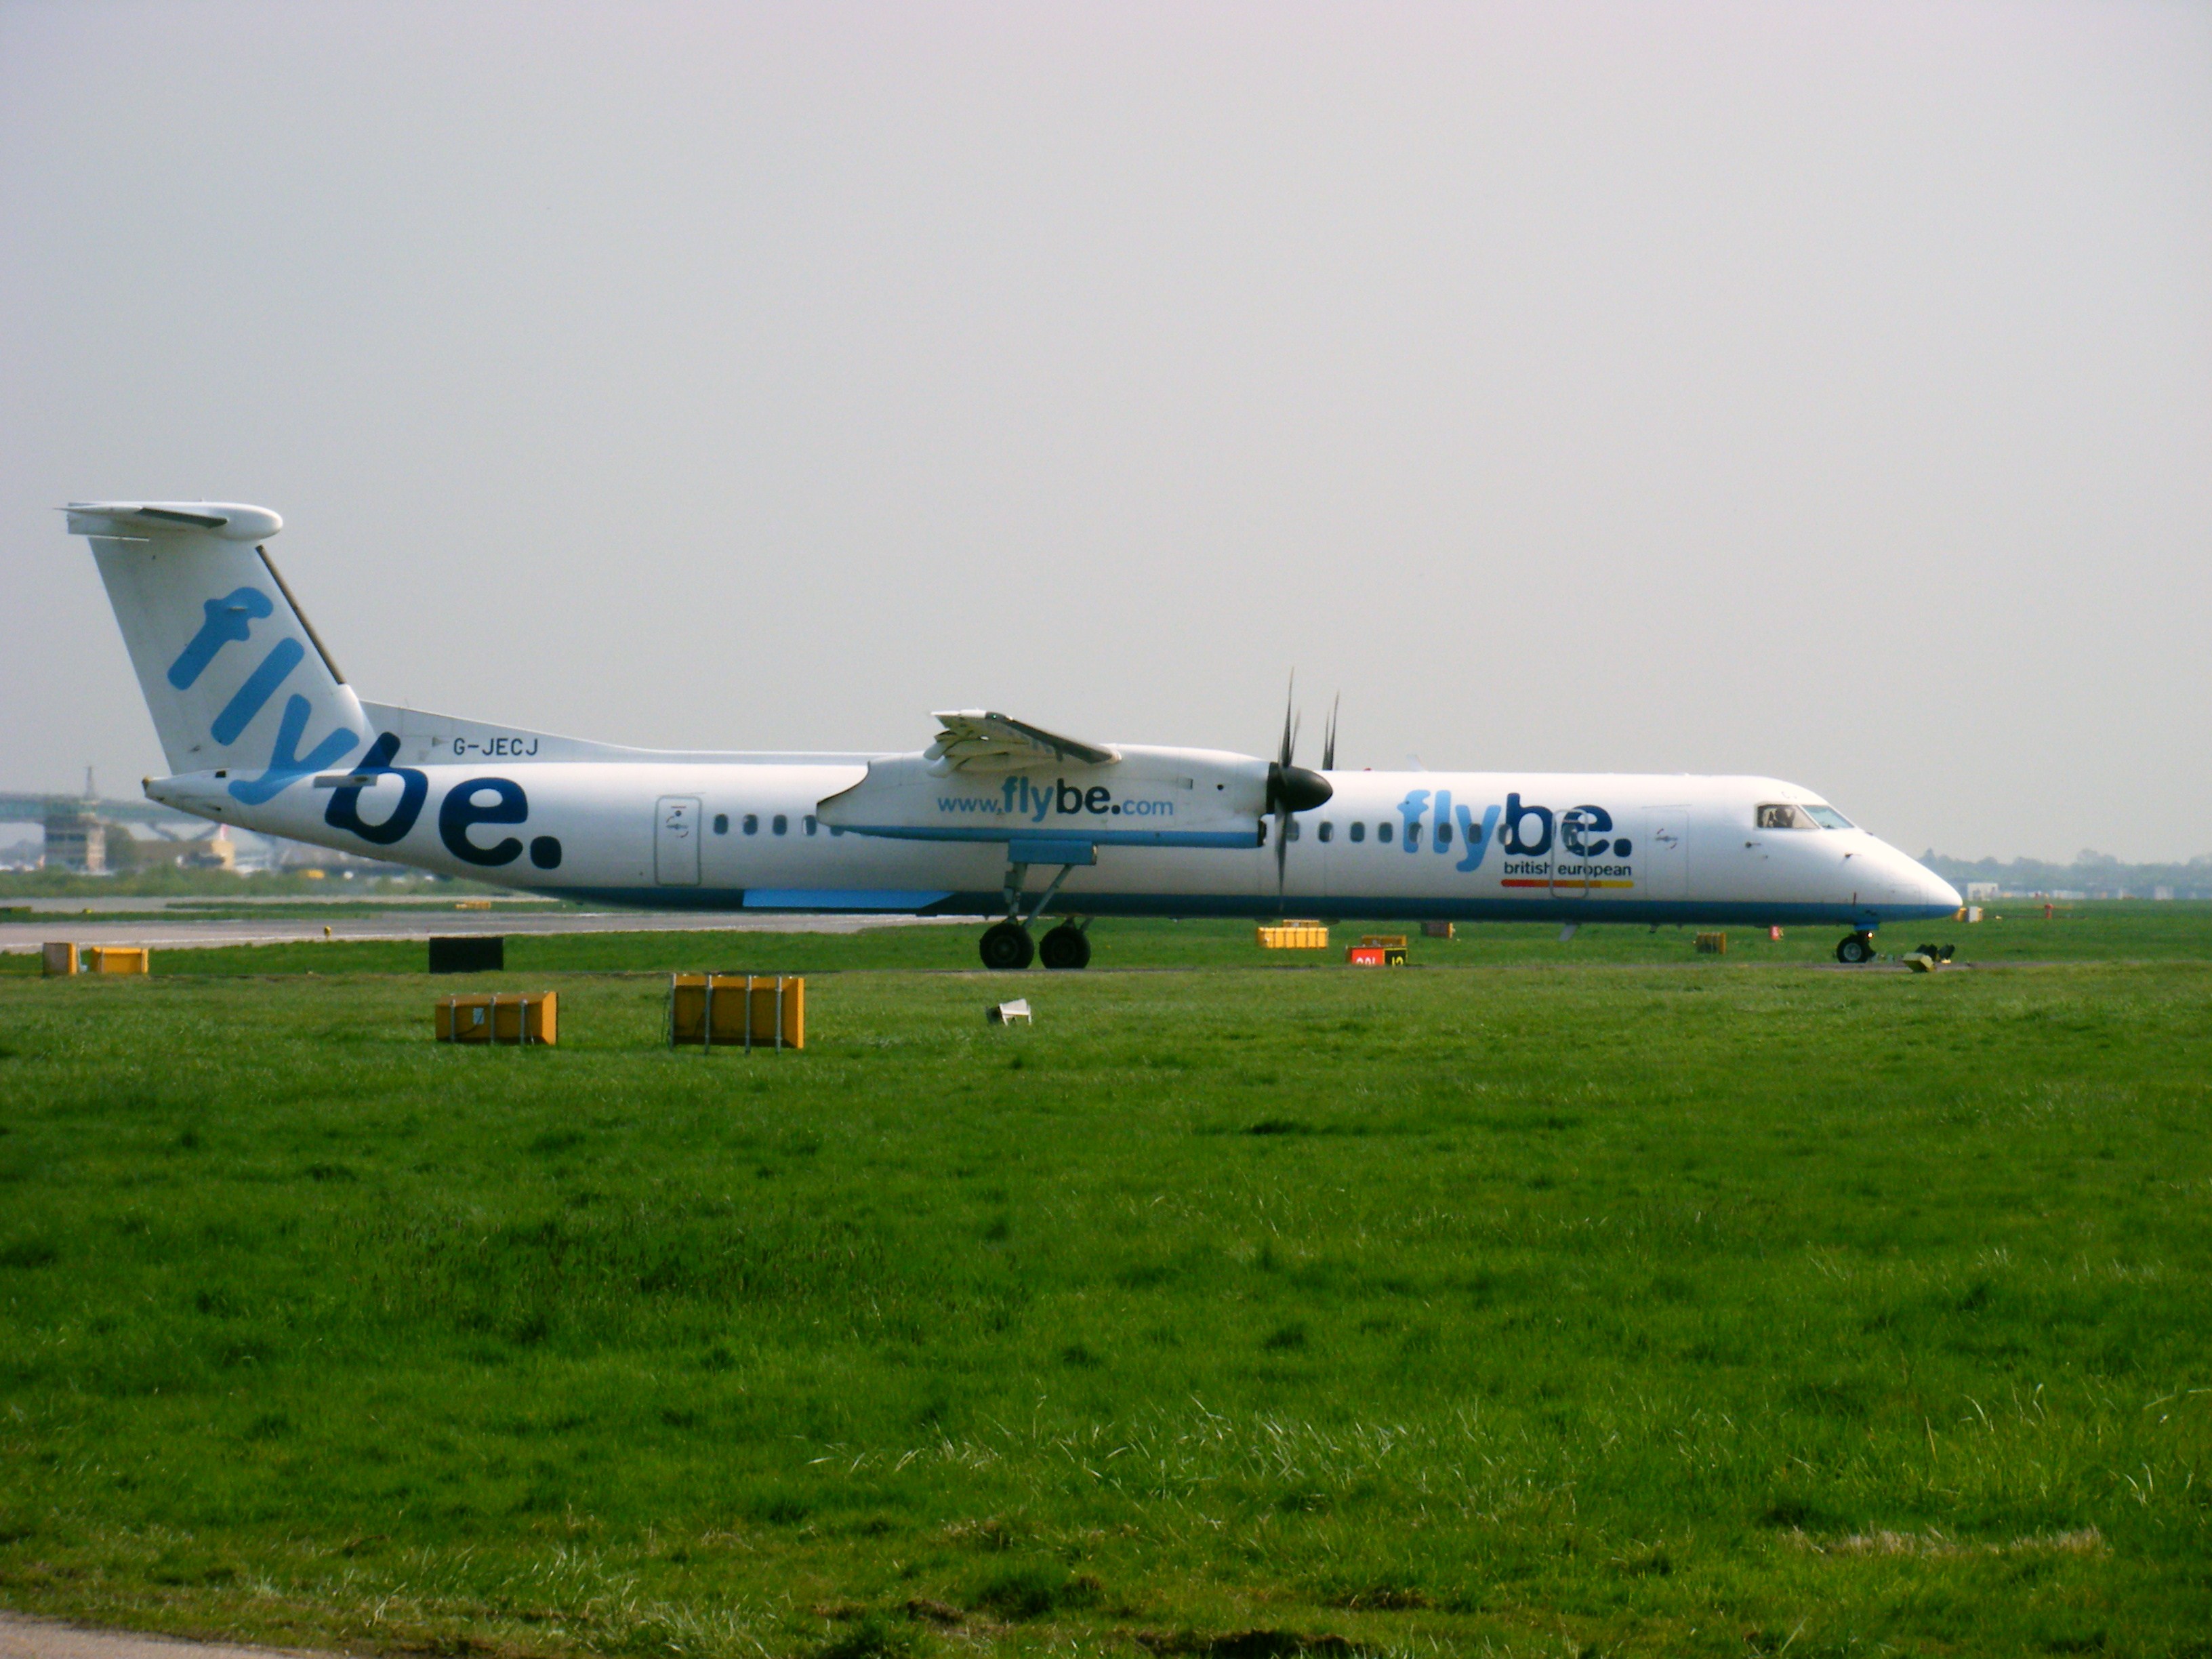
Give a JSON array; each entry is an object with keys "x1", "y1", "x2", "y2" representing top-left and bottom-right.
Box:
[
  {"x1": 669, "y1": 974, "x2": 805, "y2": 1050},
  {"x1": 85, "y1": 946, "x2": 150, "y2": 975},
  {"x1": 436, "y1": 991, "x2": 558, "y2": 1046},
  {"x1": 1256, "y1": 921, "x2": 1330, "y2": 949},
  {"x1": 1696, "y1": 933, "x2": 1727, "y2": 954},
  {"x1": 42, "y1": 942, "x2": 79, "y2": 977}
]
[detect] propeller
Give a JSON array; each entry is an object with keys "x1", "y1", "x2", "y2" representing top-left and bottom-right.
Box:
[
  {"x1": 1264, "y1": 674, "x2": 1334, "y2": 904},
  {"x1": 1321, "y1": 693, "x2": 1339, "y2": 773}
]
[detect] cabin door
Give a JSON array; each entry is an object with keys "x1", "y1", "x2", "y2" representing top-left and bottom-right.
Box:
[
  {"x1": 1637, "y1": 805, "x2": 1689, "y2": 901},
  {"x1": 655, "y1": 796, "x2": 702, "y2": 886}
]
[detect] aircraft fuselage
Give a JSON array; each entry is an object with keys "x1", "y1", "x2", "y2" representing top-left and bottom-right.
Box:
[{"x1": 149, "y1": 759, "x2": 1962, "y2": 930}]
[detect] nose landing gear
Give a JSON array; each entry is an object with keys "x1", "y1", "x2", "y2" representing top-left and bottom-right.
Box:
[{"x1": 1835, "y1": 932, "x2": 1877, "y2": 964}]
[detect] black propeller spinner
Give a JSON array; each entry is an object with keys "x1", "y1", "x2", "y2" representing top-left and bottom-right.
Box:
[{"x1": 1265, "y1": 676, "x2": 1334, "y2": 902}]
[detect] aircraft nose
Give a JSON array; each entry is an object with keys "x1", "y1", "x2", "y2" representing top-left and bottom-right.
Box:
[{"x1": 1910, "y1": 859, "x2": 1962, "y2": 912}]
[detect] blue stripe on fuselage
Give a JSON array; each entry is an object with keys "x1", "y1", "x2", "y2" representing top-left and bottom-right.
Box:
[
  {"x1": 835, "y1": 823, "x2": 1254, "y2": 849},
  {"x1": 537, "y1": 886, "x2": 1954, "y2": 926}
]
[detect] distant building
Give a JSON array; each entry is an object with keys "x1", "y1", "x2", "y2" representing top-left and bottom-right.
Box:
[
  {"x1": 181, "y1": 827, "x2": 238, "y2": 870},
  {"x1": 42, "y1": 802, "x2": 106, "y2": 873}
]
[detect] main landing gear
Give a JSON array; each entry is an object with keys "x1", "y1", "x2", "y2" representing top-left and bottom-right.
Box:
[
  {"x1": 979, "y1": 921, "x2": 1034, "y2": 970},
  {"x1": 1038, "y1": 922, "x2": 1091, "y2": 970},
  {"x1": 977, "y1": 919, "x2": 1091, "y2": 971},
  {"x1": 1835, "y1": 932, "x2": 1877, "y2": 964},
  {"x1": 979, "y1": 851, "x2": 1094, "y2": 970}
]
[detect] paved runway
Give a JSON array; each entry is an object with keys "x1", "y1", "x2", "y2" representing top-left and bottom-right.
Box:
[
  {"x1": 1, "y1": 897, "x2": 964, "y2": 953},
  {"x1": 0, "y1": 1616, "x2": 326, "y2": 1659}
]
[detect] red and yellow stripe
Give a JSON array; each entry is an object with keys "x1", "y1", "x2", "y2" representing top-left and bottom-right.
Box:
[{"x1": 1500, "y1": 878, "x2": 1636, "y2": 889}]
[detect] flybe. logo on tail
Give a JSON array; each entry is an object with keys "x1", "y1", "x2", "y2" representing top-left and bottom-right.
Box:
[
  {"x1": 173, "y1": 584, "x2": 562, "y2": 869},
  {"x1": 168, "y1": 586, "x2": 360, "y2": 804}
]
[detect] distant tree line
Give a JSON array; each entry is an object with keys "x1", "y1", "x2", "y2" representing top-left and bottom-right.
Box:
[{"x1": 1922, "y1": 849, "x2": 2212, "y2": 899}]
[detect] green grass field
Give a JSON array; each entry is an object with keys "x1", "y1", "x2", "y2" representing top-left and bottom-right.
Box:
[{"x1": 3, "y1": 908, "x2": 2210, "y2": 1657}]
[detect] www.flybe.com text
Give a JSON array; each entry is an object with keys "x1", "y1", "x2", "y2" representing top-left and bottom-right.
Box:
[{"x1": 937, "y1": 777, "x2": 1179, "y2": 823}]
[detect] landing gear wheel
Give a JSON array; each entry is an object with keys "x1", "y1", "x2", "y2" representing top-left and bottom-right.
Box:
[
  {"x1": 1835, "y1": 933, "x2": 1876, "y2": 965},
  {"x1": 979, "y1": 921, "x2": 1034, "y2": 970},
  {"x1": 1039, "y1": 923, "x2": 1091, "y2": 970}
]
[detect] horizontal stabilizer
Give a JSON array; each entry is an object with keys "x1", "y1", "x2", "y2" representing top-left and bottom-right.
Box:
[{"x1": 64, "y1": 501, "x2": 284, "y2": 542}]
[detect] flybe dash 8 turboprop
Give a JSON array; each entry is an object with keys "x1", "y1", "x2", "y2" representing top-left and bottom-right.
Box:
[{"x1": 68, "y1": 501, "x2": 1961, "y2": 968}]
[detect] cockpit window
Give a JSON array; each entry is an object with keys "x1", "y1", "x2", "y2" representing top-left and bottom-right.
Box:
[{"x1": 1758, "y1": 802, "x2": 1854, "y2": 831}]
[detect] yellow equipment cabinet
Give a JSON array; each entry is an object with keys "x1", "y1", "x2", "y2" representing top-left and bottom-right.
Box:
[
  {"x1": 1255, "y1": 921, "x2": 1330, "y2": 949},
  {"x1": 85, "y1": 946, "x2": 150, "y2": 975},
  {"x1": 42, "y1": 942, "x2": 79, "y2": 977},
  {"x1": 435, "y1": 991, "x2": 558, "y2": 1046},
  {"x1": 1695, "y1": 933, "x2": 1727, "y2": 954},
  {"x1": 669, "y1": 975, "x2": 805, "y2": 1050}
]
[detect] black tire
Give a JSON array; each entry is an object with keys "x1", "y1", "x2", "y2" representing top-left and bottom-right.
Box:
[
  {"x1": 979, "y1": 922, "x2": 1034, "y2": 970},
  {"x1": 1039, "y1": 924, "x2": 1091, "y2": 970},
  {"x1": 1835, "y1": 933, "x2": 1875, "y2": 965}
]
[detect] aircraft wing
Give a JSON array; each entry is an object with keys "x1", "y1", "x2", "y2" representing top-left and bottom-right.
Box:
[{"x1": 925, "y1": 710, "x2": 1120, "y2": 774}]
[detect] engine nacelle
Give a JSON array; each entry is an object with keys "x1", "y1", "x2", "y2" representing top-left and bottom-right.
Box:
[{"x1": 817, "y1": 745, "x2": 1271, "y2": 851}]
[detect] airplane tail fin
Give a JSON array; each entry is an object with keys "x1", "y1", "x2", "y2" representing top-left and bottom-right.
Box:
[{"x1": 66, "y1": 502, "x2": 368, "y2": 803}]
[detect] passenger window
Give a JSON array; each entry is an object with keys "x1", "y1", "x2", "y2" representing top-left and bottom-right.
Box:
[
  {"x1": 1318, "y1": 821, "x2": 1334, "y2": 843},
  {"x1": 1378, "y1": 821, "x2": 1394, "y2": 846},
  {"x1": 712, "y1": 813, "x2": 729, "y2": 836},
  {"x1": 772, "y1": 814, "x2": 789, "y2": 836},
  {"x1": 1436, "y1": 821, "x2": 1452, "y2": 848},
  {"x1": 804, "y1": 814, "x2": 818, "y2": 836},
  {"x1": 1406, "y1": 822, "x2": 1422, "y2": 850},
  {"x1": 1288, "y1": 819, "x2": 1301, "y2": 842},
  {"x1": 1349, "y1": 821, "x2": 1366, "y2": 843},
  {"x1": 742, "y1": 813, "x2": 758, "y2": 836}
]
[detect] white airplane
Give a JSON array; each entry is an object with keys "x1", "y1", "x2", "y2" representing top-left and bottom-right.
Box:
[{"x1": 66, "y1": 501, "x2": 1962, "y2": 968}]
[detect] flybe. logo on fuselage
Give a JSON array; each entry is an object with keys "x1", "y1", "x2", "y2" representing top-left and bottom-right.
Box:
[
  {"x1": 323, "y1": 735, "x2": 564, "y2": 871},
  {"x1": 1380, "y1": 790, "x2": 1633, "y2": 882}
]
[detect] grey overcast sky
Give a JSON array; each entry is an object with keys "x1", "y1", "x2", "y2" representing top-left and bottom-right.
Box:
[{"x1": 3, "y1": 1, "x2": 2207, "y2": 861}]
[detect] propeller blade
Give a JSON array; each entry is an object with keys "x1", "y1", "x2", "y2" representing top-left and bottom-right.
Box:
[
  {"x1": 1264, "y1": 670, "x2": 1330, "y2": 910},
  {"x1": 1322, "y1": 694, "x2": 1338, "y2": 772}
]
